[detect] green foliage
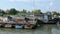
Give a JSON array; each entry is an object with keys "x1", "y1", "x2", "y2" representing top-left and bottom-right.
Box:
[
  {"x1": 20, "y1": 9, "x2": 27, "y2": 14},
  {"x1": 6, "y1": 8, "x2": 18, "y2": 15},
  {"x1": 51, "y1": 11, "x2": 60, "y2": 16},
  {"x1": 46, "y1": 11, "x2": 51, "y2": 14},
  {"x1": 32, "y1": 9, "x2": 42, "y2": 14},
  {"x1": 0, "y1": 9, "x2": 5, "y2": 16},
  {"x1": 46, "y1": 11, "x2": 60, "y2": 17},
  {"x1": 0, "y1": 8, "x2": 59, "y2": 17}
]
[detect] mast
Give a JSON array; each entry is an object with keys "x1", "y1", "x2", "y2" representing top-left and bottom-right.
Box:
[{"x1": 32, "y1": 0, "x2": 35, "y2": 23}]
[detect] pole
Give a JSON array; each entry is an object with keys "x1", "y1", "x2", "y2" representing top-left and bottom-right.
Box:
[
  {"x1": 32, "y1": 0, "x2": 35, "y2": 24},
  {"x1": 32, "y1": 0, "x2": 35, "y2": 34}
]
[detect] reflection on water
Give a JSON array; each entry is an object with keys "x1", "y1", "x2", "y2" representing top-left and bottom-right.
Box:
[{"x1": 0, "y1": 24, "x2": 60, "y2": 34}]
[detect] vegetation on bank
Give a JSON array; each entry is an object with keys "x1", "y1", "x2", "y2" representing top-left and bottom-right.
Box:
[{"x1": 0, "y1": 8, "x2": 60, "y2": 17}]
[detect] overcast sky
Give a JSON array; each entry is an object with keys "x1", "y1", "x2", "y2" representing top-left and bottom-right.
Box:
[{"x1": 0, "y1": 0, "x2": 60, "y2": 12}]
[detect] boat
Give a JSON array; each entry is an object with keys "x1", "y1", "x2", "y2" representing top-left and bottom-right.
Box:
[{"x1": 15, "y1": 25, "x2": 23, "y2": 29}]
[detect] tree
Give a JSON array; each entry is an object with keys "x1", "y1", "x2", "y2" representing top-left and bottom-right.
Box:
[
  {"x1": 51, "y1": 11, "x2": 60, "y2": 18},
  {"x1": 7, "y1": 8, "x2": 18, "y2": 15},
  {"x1": 32, "y1": 9, "x2": 42, "y2": 14},
  {"x1": 27, "y1": 11, "x2": 32, "y2": 14},
  {"x1": 0, "y1": 9, "x2": 5, "y2": 16},
  {"x1": 20, "y1": 9, "x2": 27, "y2": 14},
  {"x1": 52, "y1": 11, "x2": 58, "y2": 15},
  {"x1": 46, "y1": 11, "x2": 51, "y2": 15}
]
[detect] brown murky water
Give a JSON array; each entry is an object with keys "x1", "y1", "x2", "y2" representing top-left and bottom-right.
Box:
[{"x1": 0, "y1": 24, "x2": 60, "y2": 34}]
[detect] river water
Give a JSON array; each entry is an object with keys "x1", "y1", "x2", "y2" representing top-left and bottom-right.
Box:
[{"x1": 0, "y1": 24, "x2": 60, "y2": 34}]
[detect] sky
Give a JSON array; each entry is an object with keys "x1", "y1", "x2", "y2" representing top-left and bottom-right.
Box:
[{"x1": 0, "y1": 0, "x2": 60, "y2": 12}]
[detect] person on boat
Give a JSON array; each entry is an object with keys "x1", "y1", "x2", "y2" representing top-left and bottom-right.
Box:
[
  {"x1": 24, "y1": 17, "x2": 29, "y2": 22},
  {"x1": 7, "y1": 16, "x2": 12, "y2": 21},
  {"x1": 35, "y1": 18, "x2": 44, "y2": 26}
]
